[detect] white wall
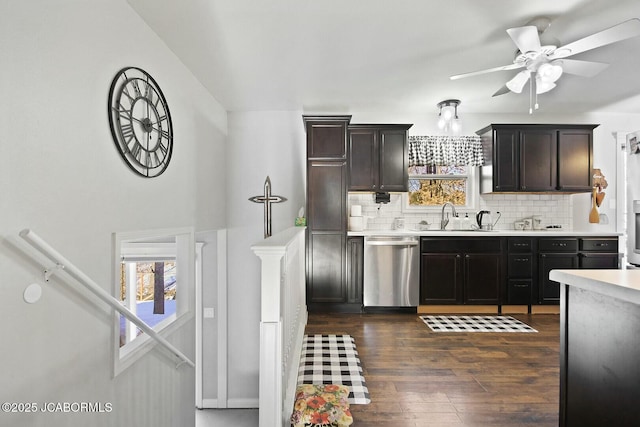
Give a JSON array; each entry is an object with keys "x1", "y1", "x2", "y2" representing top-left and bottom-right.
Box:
[
  {"x1": 223, "y1": 111, "x2": 306, "y2": 406},
  {"x1": 0, "y1": 1, "x2": 227, "y2": 426}
]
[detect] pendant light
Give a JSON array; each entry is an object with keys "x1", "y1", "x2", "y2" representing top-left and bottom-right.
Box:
[{"x1": 436, "y1": 99, "x2": 461, "y2": 134}]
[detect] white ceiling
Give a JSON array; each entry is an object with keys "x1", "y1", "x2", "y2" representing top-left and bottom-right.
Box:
[{"x1": 128, "y1": 0, "x2": 640, "y2": 115}]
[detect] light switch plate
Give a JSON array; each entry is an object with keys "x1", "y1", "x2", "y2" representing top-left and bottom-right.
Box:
[{"x1": 204, "y1": 307, "x2": 215, "y2": 318}]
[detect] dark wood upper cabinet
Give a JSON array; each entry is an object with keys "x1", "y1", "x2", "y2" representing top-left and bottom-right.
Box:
[
  {"x1": 305, "y1": 116, "x2": 351, "y2": 159},
  {"x1": 478, "y1": 124, "x2": 597, "y2": 193},
  {"x1": 348, "y1": 124, "x2": 412, "y2": 192},
  {"x1": 557, "y1": 129, "x2": 593, "y2": 192},
  {"x1": 520, "y1": 128, "x2": 557, "y2": 191}
]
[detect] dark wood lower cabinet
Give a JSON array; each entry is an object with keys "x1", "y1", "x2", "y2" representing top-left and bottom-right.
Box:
[
  {"x1": 308, "y1": 233, "x2": 345, "y2": 303},
  {"x1": 539, "y1": 253, "x2": 578, "y2": 304},
  {"x1": 420, "y1": 235, "x2": 620, "y2": 309},
  {"x1": 464, "y1": 253, "x2": 501, "y2": 304},
  {"x1": 420, "y1": 253, "x2": 462, "y2": 304},
  {"x1": 420, "y1": 238, "x2": 502, "y2": 305}
]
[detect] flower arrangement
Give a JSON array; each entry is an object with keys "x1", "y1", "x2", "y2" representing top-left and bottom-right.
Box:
[{"x1": 290, "y1": 384, "x2": 353, "y2": 427}]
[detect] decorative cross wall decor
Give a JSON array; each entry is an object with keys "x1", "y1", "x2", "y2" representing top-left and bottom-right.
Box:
[{"x1": 249, "y1": 176, "x2": 287, "y2": 238}]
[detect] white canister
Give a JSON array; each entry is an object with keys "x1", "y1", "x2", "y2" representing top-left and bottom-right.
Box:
[
  {"x1": 349, "y1": 216, "x2": 364, "y2": 231},
  {"x1": 351, "y1": 205, "x2": 362, "y2": 217},
  {"x1": 523, "y1": 218, "x2": 533, "y2": 230}
]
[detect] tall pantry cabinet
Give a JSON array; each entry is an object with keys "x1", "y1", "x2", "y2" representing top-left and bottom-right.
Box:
[{"x1": 303, "y1": 115, "x2": 352, "y2": 312}]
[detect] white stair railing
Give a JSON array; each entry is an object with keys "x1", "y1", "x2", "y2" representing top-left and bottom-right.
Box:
[
  {"x1": 19, "y1": 229, "x2": 194, "y2": 369},
  {"x1": 251, "y1": 227, "x2": 307, "y2": 427}
]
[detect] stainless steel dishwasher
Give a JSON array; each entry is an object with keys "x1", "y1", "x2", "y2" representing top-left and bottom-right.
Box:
[{"x1": 363, "y1": 236, "x2": 420, "y2": 307}]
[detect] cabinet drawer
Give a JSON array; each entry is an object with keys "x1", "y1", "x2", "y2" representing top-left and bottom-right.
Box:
[
  {"x1": 508, "y1": 254, "x2": 533, "y2": 277},
  {"x1": 538, "y1": 238, "x2": 577, "y2": 252},
  {"x1": 507, "y1": 280, "x2": 531, "y2": 305},
  {"x1": 579, "y1": 253, "x2": 620, "y2": 269},
  {"x1": 508, "y1": 238, "x2": 533, "y2": 253},
  {"x1": 421, "y1": 238, "x2": 502, "y2": 253},
  {"x1": 580, "y1": 238, "x2": 618, "y2": 252}
]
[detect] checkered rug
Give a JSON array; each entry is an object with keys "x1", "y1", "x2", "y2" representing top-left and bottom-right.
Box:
[
  {"x1": 297, "y1": 334, "x2": 371, "y2": 404},
  {"x1": 420, "y1": 315, "x2": 538, "y2": 333}
]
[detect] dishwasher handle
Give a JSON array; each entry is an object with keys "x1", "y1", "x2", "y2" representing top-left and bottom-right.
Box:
[{"x1": 365, "y1": 239, "x2": 419, "y2": 246}]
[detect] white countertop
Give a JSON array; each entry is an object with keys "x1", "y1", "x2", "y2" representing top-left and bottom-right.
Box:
[
  {"x1": 549, "y1": 269, "x2": 640, "y2": 305},
  {"x1": 348, "y1": 229, "x2": 621, "y2": 237}
]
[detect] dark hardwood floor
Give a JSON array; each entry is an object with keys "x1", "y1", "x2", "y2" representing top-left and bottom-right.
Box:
[{"x1": 304, "y1": 312, "x2": 560, "y2": 427}]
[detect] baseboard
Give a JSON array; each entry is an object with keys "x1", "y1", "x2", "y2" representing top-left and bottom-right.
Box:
[
  {"x1": 418, "y1": 305, "x2": 559, "y2": 314},
  {"x1": 418, "y1": 305, "x2": 498, "y2": 314},
  {"x1": 501, "y1": 305, "x2": 529, "y2": 314},
  {"x1": 199, "y1": 399, "x2": 219, "y2": 409},
  {"x1": 531, "y1": 305, "x2": 560, "y2": 314}
]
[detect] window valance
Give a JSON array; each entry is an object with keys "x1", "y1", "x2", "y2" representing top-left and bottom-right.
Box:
[{"x1": 408, "y1": 136, "x2": 484, "y2": 167}]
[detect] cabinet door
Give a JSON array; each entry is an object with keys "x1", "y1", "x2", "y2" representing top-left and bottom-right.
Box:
[
  {"x1": 307, "y1": 121, "x2": 347, "y2": 159},
  {"x1": 307, "y1": 161, "x2": 346, "y2": 231},
  {"x1": 538, "y1": 253, "x2": 578, "y2": 303},
  {"x1": 420, "y1": 253, "x2": 462, "y2": 304},
  {"x1": 308, "y1": 233, "x2": 346, "y2": 303},
  {"x1": 558, "y1": 129, "x2": 592, "y2": 192},
  {"x1": 493, "y1": 129, "x2": 519, "y2": 191},
  {"x1": 464, "y1": 253, "x2": 501, "y2": 304},
  {"x1": 379, "y1": 129, "x2": 408, "y2": 191},
  {"x1": 348, "y1": 129, "x2": 377, "y2": 191},
  {"x1": 520, "y1": 129, "x2": 557, "y2": 191},
  {"x1": 346, "y1": 237, "x2": 364, "y2": 304}
]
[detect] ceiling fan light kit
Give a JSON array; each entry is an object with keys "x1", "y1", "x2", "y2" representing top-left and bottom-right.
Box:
[
  {"x1": 450, "y1": 17, "x2": 640, "y2": 113},
  {"x1": 436, "y1": 99, "x2": 462, "y2": 134}
]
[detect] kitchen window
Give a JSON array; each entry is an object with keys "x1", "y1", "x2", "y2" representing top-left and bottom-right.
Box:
[
  {"x1": 403, "y1": 165, "x2": 479, "y2": 211},
  {"x1": 403, "y1": 135, "x2": 483, "y2": 211}
]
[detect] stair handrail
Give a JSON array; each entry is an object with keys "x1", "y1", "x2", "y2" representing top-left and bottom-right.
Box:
[{"x1": 19, "y1": 228, "x2": 194, "y2": 369}]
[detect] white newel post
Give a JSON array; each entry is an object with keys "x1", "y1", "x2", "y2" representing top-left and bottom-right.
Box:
[{"x1": 251, "y1": 227, "x2": 307, "y2": 427}]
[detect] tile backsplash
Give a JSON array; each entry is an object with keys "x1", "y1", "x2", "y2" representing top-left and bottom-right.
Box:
[{"x1": 348, "y1": 192, "x2": 573, "y2": 231}]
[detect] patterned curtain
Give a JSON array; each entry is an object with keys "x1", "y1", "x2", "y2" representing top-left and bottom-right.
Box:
[{"x1": 408, "y1": 136, "x2": 484, "y2": 167}]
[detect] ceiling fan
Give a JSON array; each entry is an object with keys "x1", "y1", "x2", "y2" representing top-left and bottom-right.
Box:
[{"x1": 450, "y1": 17, "x2": 640, "y2": 113}]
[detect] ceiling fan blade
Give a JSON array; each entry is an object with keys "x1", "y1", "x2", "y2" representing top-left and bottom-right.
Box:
[
  {"x1": 450, "y1": 63, "x2": 523, "y2": 80},
  {"x1": 492, "y1": 85, "x2": 511, "y2": 97},
  {"x1": 506, "y1": 25, "x2": 541, "y2": 53},
  {"x1": 557, "y1": 59, "x2": 609, "y2": 77},
  {"x1": 551, "y1": 18, "x2": 640, "y2": 59}
]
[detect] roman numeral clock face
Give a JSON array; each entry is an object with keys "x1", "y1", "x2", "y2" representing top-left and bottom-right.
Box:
[{"x1": 108, "y1": 67, "x2": 173, "y2": 178}]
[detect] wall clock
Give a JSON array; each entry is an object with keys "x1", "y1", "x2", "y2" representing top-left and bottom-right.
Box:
[{"x1": 108, "y1": 67, "x2": 173, "y2": 178}]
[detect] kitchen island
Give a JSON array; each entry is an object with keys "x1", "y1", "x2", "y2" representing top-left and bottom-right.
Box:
[{"x1": 549, "y1": 269, "x2": 640, "y2": 427}]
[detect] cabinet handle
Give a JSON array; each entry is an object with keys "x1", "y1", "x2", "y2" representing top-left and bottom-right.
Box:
[
  {"x1": 552, "y1": 243, "x2": 567, "y2": 247},
  {"x1": 514, "y1": 258, "x2": 529, "y2": 262},
  {"x1": 594, "y1": 243, "x2": 608, "y2": 247},
  {"x1": 521, "y1": 185, "x2": 526, "y2": 190},
  {"x1": 514, "y1": 284, "x2": 529, "y2": 288},
  {"x1": 514, "y1": 243, "x2": 528, "y2": 247}
]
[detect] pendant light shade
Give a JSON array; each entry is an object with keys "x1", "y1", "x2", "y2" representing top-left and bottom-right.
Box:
[
  {"x1": 436, "y1": 99, "x2": 461, "y2": 135},
  {"x1": 506, "y1": 70, "x2": 531, "y2": 93},
  {"x1": 537, "y1": 61, "x2": 563, "y2": 83}
]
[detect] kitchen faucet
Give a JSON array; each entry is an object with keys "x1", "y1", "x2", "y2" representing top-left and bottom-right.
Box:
[{"x1": 440, "y1": 202, "x2": 457, "y2": 230}]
